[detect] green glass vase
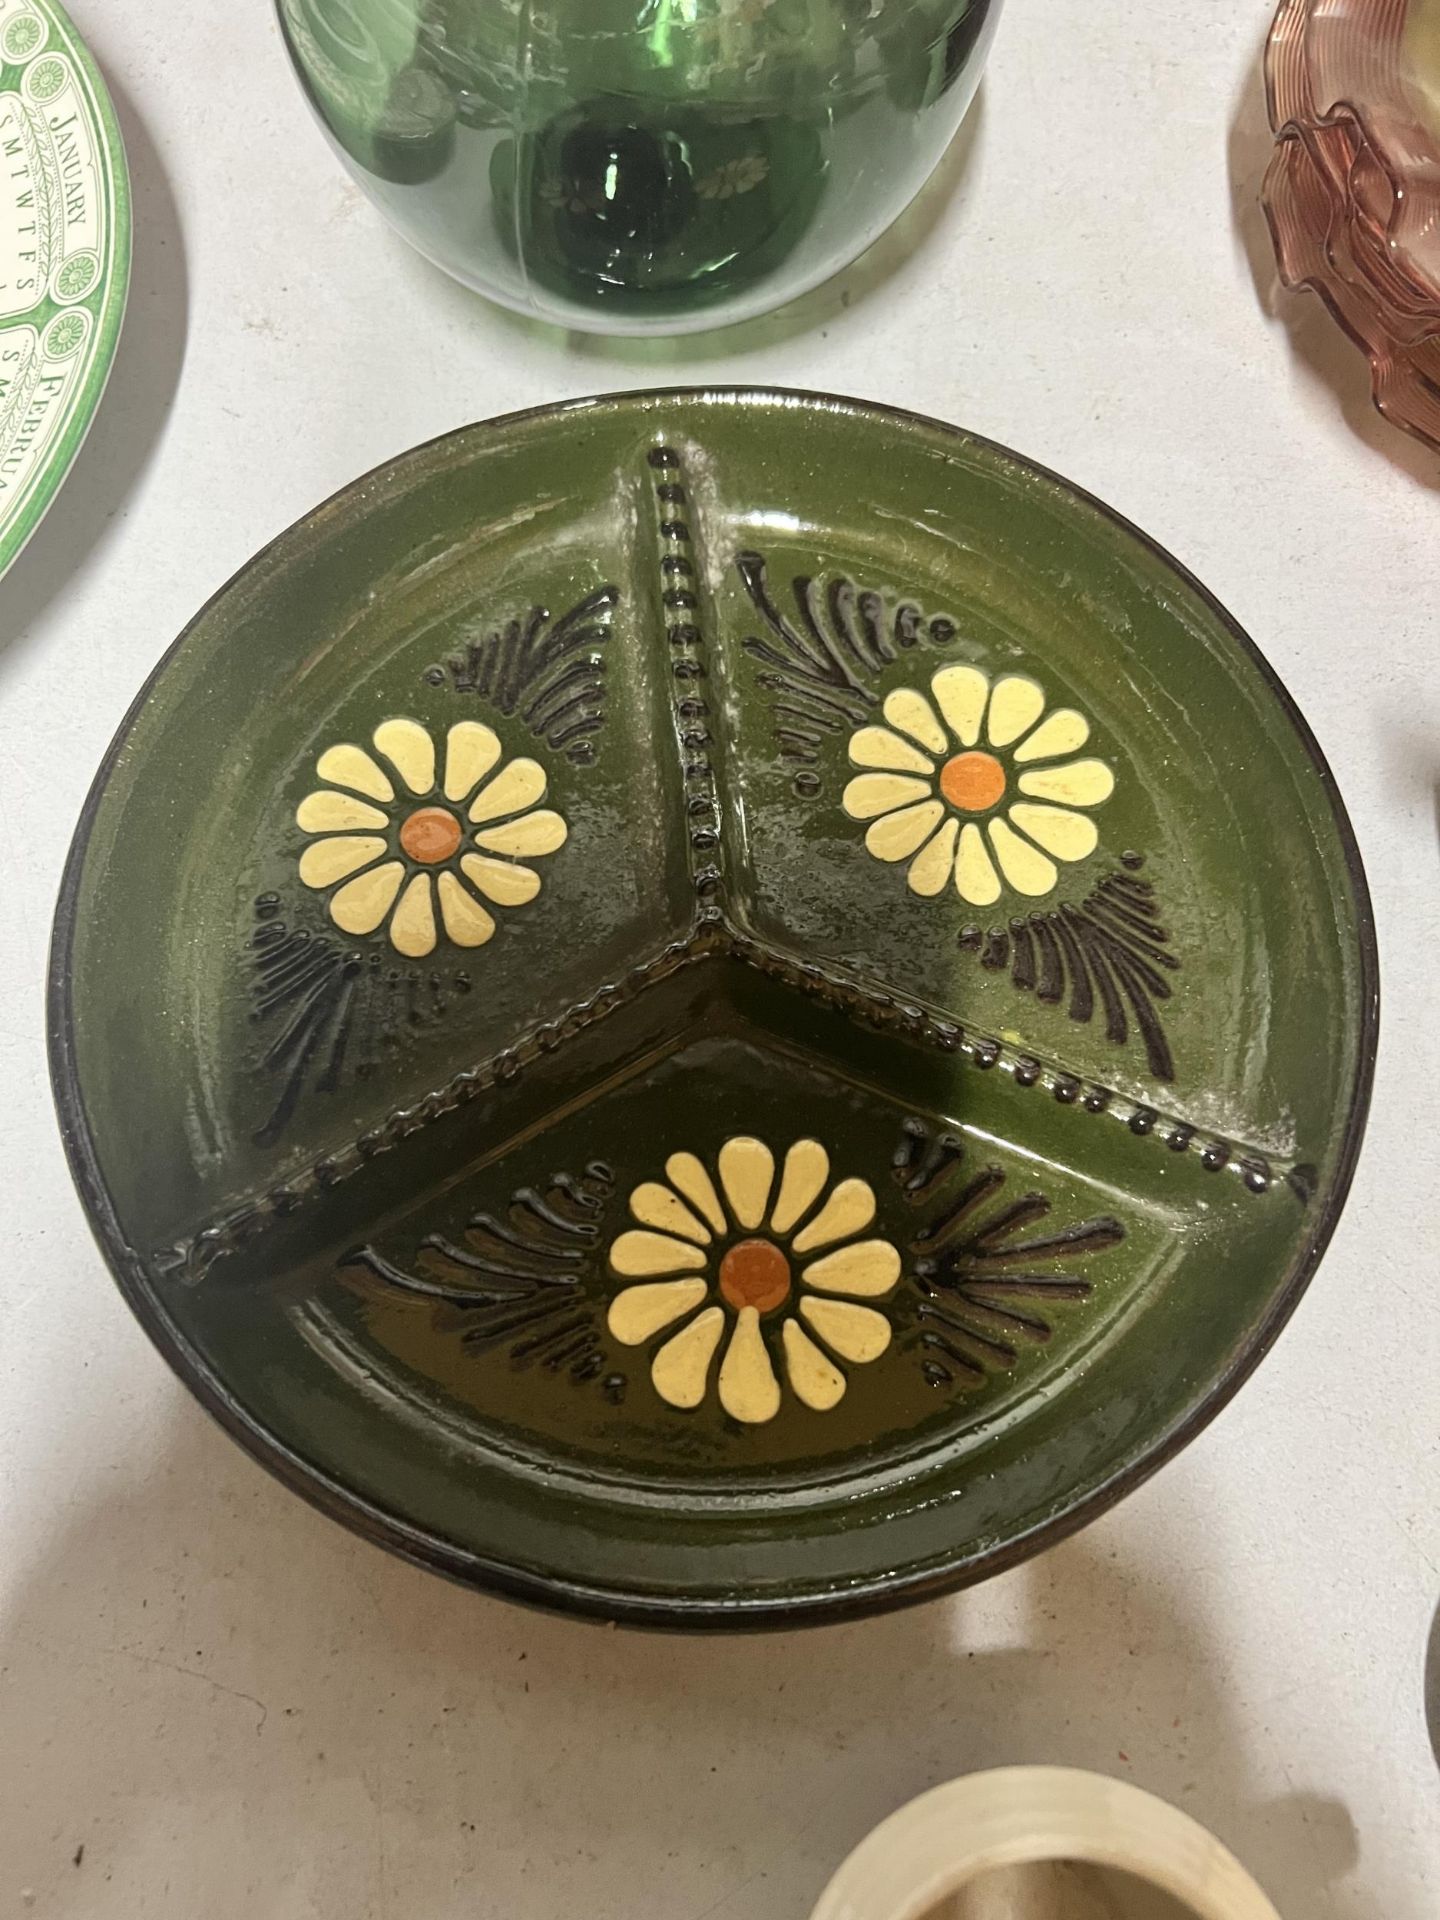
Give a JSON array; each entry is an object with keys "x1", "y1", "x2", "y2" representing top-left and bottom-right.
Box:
[{"x1": 277, "y1": 0, "x2": 1001, "y2": 334}]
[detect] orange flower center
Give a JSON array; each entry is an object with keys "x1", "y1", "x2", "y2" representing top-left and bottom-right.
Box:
[
  {"x1": 718, "y1": 1238, "x2": 791, "y2": 1314},
  {"x1": 398, "y1": 806, "x2": 462, "y2": 864},
  {"x1": 939, "y1": 750, "x2": 1006, "y2": 813}
]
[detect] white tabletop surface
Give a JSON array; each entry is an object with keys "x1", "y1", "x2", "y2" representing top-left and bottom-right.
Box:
[{"x1": 3, "y1": 4, "x2": 1437, "y2": 1916}]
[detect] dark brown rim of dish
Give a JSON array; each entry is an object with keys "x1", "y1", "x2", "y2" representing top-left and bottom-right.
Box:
[{"x1": 46, "y1": 387, "x2": 1381, "y2": 1632}]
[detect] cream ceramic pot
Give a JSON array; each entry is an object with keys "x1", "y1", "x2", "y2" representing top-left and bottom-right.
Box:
[{"x1": 809, "y1": 1769, "x2": 1282, "y2": 1920}]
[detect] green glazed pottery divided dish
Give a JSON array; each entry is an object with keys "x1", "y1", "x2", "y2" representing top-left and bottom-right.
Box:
[
  {"x1": 0, "y1": 0, "x2": 129, "y2": 576},
  {"x1": 50, "y1": 390, "x2": 1377, "y2": 1627}
]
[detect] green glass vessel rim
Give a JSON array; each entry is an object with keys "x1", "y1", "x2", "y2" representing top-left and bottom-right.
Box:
[{"x1": 47, "y1": 387, "x2": 1381, "y2": 1629}]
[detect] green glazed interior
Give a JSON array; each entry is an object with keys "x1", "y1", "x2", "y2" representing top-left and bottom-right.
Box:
[{"x1": 49, "y1": 390, "x2": 1377, "y2": 1625}]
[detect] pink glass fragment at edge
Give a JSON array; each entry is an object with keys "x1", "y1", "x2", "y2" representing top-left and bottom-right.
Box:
[{"x1": 1261, "y1": 0, "x2": 1440, "y2": 450}]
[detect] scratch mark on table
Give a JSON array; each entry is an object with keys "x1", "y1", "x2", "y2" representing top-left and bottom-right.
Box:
[{"x1": 103, "y1": 1645, "x2": 269, "y2": 1731}]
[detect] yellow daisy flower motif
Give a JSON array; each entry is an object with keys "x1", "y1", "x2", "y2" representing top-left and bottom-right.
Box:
[
  {"x1": 842, "y1": 668, "x2": 1115, "y2": 907},
  {"x1": 295, "y1": 718, "x2": 567, "y2": 958},
  {"x1": 606, "y1": 1136, "x2": 900, "y2": 1423}
]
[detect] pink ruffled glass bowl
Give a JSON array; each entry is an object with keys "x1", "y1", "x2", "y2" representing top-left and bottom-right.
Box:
[{"x1": 1263, "y1": 0, "x2": 1440, "y2": 450}]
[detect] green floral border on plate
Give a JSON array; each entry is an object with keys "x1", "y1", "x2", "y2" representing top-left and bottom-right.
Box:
[{"x1": 0, "y1": 0, "x2": 131, "y2": 578}]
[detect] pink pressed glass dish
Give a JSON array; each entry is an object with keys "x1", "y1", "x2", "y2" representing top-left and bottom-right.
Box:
[{"x1": 1263, "y1": 0, "x2": 1440, "y2": 449}]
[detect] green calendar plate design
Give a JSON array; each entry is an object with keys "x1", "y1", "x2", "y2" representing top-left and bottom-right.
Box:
[{"x1": 0, "y1": 0, "x2": 129, "y2": 577}]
